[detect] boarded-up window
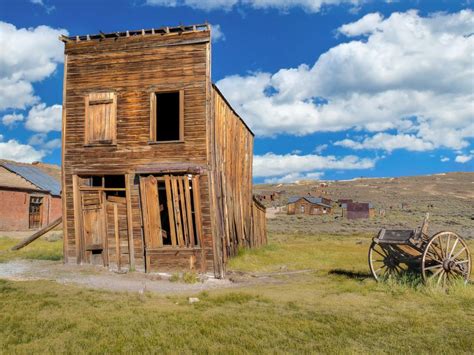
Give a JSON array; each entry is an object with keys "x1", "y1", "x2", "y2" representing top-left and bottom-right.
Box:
[
  {"x1": 85, "y1": 92, "x2": 117, "y2": 145},
  {"x1": 139, "y1": 174, "x2": 202, "y2": 249},
  {"x1": 150, "y1": 91, "x2": 184, "y2": 142}
]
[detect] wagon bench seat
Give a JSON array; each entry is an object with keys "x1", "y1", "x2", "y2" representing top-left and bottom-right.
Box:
[{"x1": 374, "y1": 229, "x2": 415, "y2": 244}]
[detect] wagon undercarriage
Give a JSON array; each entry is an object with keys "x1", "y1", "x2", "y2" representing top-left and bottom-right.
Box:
[{"x1": 368, "y1": 214, "x2": 471, "y2": 287}]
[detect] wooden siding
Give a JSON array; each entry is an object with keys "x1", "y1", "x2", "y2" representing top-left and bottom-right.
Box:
[
  {"x1": 211, "y1": 86, "x2": 264, "y2": 276},
  {"x1": 62, "y1": 31, "x2": 213, "y2": 271},
  {"x1": 62, "y1": 28, "x2": 266, "y2": 277},
  {"x1": 287, "y1": 199, "x2": 332, "y2": 215}
]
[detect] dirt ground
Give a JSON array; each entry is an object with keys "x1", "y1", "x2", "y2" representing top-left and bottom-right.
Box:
[
  {"x1": 255, "y1": 172, "x2": 474, "y2": 238},
  {"x1": 0, "y1": 259, "x2": 246, "y2": 294}
]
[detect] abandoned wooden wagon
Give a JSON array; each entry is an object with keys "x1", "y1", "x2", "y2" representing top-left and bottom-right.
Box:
[{"x1": 59, "y1": 24, "x2": 266, "y2": 277}]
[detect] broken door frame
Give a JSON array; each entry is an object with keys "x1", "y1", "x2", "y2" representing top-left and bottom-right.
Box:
[
  {"x1": 72, "y1": 173, "x2": 135, "y2": 270},
  {"x1": 138, "y1": 173, "x2": 205, "y2": 272}
]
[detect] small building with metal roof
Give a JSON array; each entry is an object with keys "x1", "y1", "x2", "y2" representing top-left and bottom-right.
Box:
[
  {"x1": 0, "y1": 160, "x2": 62, "y2": 231},
  {"x1": 287, "y1": 196, "x2": 333, "y2": 215}
]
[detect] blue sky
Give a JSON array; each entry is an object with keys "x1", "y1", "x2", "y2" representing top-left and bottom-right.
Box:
[{"x1": 0, "y1": 0, "x2": 472, "y2": 183}]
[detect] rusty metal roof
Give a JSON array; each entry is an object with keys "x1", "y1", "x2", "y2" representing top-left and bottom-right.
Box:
[
  {"x1": 1, "y1": 162, "x2": 61, "y2": 196},
  {"x1": 288, "y1": 196, "x2": 332, "y2": 208}
]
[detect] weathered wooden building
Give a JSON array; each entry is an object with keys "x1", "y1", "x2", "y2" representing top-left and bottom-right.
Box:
[
  {"x1": 0, "y1": 161, "x2": 62, "y2": 231},
  {"x1": 60, "y1": 24, "x2": 266, "y2": 277},
  {"x1": 341, "y1": 202, "x2": 375, "y2": 219},
  {"x1": 287, "y1": 197, "x2": 332, "y2": 215}
]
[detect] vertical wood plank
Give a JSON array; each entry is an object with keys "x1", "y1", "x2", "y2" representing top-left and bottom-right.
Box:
[
  {"x1": 125, "y1": 173, "x2": 135, "y2": 270},
  {"x1": 72, "y1": 175, "x2": 83, "y2": 264},
  {"x1": 149, "y1": 92, "x2": 156, "y2": 141},
  {"x1": 171, "y1": 176, "x2": 184, "y2": 246},
  {"x1": 164, "y1": 175, "x2": 177, "y2": 247},
  {"x1": 192, "y1": 176, "x2": 205, "y2": 271},
  {"x1": 178, "y1": 176, "x2": 189, "y2": 246},
  {"x1": 140, "y1": 175, "x2": 163, "y2": 248},
  {"x1": 113, "y1": 203, "x2": 121, "y2": 271},
  {"x1": 61, "y1": 55, "x2": 68, "y2": 263},
  {"x1": 179, "y1": 89, "x2": 185, "y2": 141},
  {"x1": 184, "y1": 177, "x2": 195, "y2": 247}
]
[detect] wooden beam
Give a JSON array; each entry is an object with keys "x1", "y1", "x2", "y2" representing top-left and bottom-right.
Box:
[
  {"x1": 72, "y1": 175, "x2": 83, "y2": 263},
  {"x1": 164, "y1": 175, "x2": 177, "y2": 247},
  {"x1": 125, "y1": 173, "x2": 135, "y2": 270},
  {"x1": 11, "y1": 217, "x2": 62, "y2": 251},
  {"x1": 61, "y1": 54, "x2": 68, "y2": 263},
  {"x1": 113, "y1": 204, "x2": 121, "y2": 271},
  {"x1": 184, "y1": 177, "x2": 195, "y2": 247}
]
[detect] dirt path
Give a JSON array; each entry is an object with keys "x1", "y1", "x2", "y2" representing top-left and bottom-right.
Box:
[
  {"x1": 0, "y1": 260, "x2": 238, "y2": 294},
  {"x1": 0, "y1": 259, "x2": 288, "y2": 294}
]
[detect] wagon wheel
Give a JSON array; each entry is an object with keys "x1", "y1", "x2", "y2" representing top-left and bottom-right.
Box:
[
  {"x1": 368, "y1": 242, "x2": 410, "y2": 281},
  {"x1": 422, "y1": 231, "x2": 471, "y2": 287}
]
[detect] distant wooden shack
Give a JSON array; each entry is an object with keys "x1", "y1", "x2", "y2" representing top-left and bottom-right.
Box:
[
  {"x1": 255, "y1": 191, "x2": 282, "y2": 202},
  {"x1": 342, "y1": 202, "x2": 375, "y2": 219},
  {"x1": 60, "y1": 24, "x2": 266, "y2": 278},
  {"x1": 287, "y1": 197, "x2": 332, "y2": 215},
  {"x1": 337, "y1": 199, "x2": 353, "y2": 207},
  {"x1": 0, "y1": 161, "x2": 62, "y2": 231}
]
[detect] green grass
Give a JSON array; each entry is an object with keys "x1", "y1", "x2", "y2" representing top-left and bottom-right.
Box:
[
  {"x1": 0, "y1": 236, "x2": 63, "y2": 263},
  {"x1": 1, "y1": 233, "x2": 473, "y2": 353}
]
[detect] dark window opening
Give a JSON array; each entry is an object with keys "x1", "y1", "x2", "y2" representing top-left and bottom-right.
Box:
[
  {"x1": 91, "y1": 176, "x2": 103, "y2": 187},
  {"x1": 105, "y1": 190, "x2": 126, "y2": 198},
  {"x1": 104, "y1": 175, "x2": 125, "y2": 189},
  {"x1": 155, "y1": 92, "x2": 181, "y2": 141},
  {"x1": 157, "y1": 181, "x2": 172, "y2": 245}
]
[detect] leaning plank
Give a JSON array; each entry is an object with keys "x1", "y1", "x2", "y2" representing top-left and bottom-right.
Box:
[
  {"x1": 171, "y1": 176, "x2": 185, "y2": 247},
  {"x1": 11, "y1": 217, "x2": 62, "y2": 251},
  {"x1": 178, "y1": 177, "x2": 190, "y2": 246},
  {"x1": 164, "y1": 175, "x2": 177, "y2": 247},
  {"x1": 184, "y1": 177, "x2": 195, "y2": 247}
]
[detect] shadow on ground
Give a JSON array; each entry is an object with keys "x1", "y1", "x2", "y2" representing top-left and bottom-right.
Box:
[{"x1": 328, "y1": 269, "x2": 372, "y2": 280}]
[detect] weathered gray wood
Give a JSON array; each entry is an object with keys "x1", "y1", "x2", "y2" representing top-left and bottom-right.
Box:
[{"x1": 11, "y1": 217, "x2": 62, "y2": 251}]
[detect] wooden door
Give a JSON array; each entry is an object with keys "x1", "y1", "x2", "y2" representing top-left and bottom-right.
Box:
[
  {"x1": 29, "y1": 196, "x2": 43, "y2": 229},
  {"x1": 81, "y1": 191, "x2": 106, "y2": 265},
  {"x1": 105, "y1": 195, "x2": 130, "y2": 271}
]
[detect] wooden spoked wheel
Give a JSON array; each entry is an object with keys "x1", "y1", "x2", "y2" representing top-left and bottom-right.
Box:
[
  {"x1": 368, "y1": 242, "x2": 410, "y2": 281},
  {"x1": 422, "y1": 231, "x2": 471, "y2": 287}
]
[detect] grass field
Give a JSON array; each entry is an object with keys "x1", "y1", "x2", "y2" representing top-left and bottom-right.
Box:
[
  {"x1": 0, "y1": 236, "x2": 63, "y2": 263},
  {"x1": 1, "y1": 233, "x2": 473, "y2": 353}
]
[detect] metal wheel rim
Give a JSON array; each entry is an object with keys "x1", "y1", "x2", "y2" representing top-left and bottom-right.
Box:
[
  {"x1": 368, "y1": 242, "x2": 410, "y2": 281},
  {"x1": 422, "y1": 231, "x2": 471, "y2": 287}
]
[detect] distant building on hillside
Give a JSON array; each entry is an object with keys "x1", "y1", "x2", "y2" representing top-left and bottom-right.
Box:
[
  {"x1": 287, "y1": 196, "x2": 332, "y2": 215},
  {"x1": 337, "y1": 199, "x2": 353, "y2": 207},
  {"x1": 256, "y1": 191, "x2": 283, "y2": 202},
  {"x1": 0, "y1": 161, "x2": 62, "y2": 231},
  {"x1": 341, "y1": 202, "x2": 375, "y2": 219}
]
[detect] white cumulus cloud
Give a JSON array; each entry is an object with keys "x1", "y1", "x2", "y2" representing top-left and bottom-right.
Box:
[
  {"x1": 25, "y1": 103, "x2": 62, "y2": 133},
  {"x1": 455, "y1": 154, "x2": 473, "y2": 163},
  {"x1": 334, "y1": 133, "x2": 435, "y2": 152},
  {"x1": 2, "y1": 113, "x2": 24, "y2": 127},
  {"x1": 216, "y1": 10, "x2": 474, "y2": 153},
  {"x1": 253, "y1": 152, "x2": 376, "y2": 179},
  {"x1": 0, "y1": 21, "x2": 67, "y2": 110},
  {"x1": 0, "y1": 139, "x2": 45, "y2": 163}
]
